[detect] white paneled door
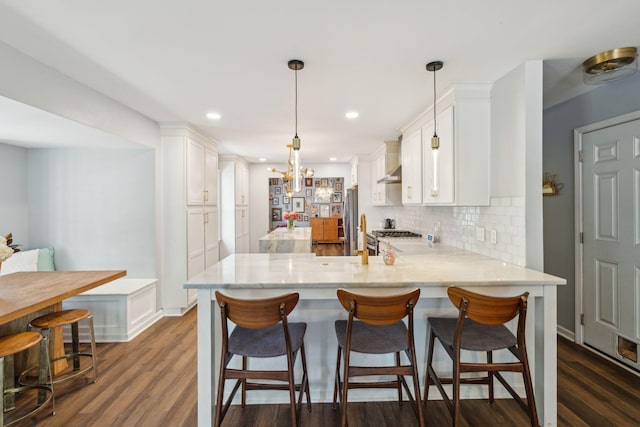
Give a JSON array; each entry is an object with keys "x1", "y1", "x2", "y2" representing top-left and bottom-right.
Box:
[{"x1": 582, "y1": 118, "x2": 640, "y2": 370}]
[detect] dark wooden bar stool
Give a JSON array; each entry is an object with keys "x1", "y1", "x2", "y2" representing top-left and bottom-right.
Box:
[
  {"x1": 25, "y1": 309, "x2": 97, "y2": 387},
  {"x1": 0, "y1": 332, "x2": 54, "y2": 426},
  {"x1": 333, "y1": 288, "x2": 425, "y2": 427},
  {"x1": 424, "y1": 287, "x2": 538, "y2": 427},
  {"x1": 214, "y1": 291, "x2": 311, "y2": 427}
]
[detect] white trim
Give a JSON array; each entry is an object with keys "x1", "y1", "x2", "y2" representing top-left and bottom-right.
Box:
[
  {"x1": 573, "y1": 108, "x2": 640, "y2": 346},
  {"x1": 557, "y1": 325, "x2": 575, "y2": 341}
]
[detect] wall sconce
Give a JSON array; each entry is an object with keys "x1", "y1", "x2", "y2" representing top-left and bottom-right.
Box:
[{"x1": 543, "y1": 173, "x2": 564, "y2": 196}]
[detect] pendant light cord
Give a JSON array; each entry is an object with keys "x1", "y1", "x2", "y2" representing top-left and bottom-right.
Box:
[{"x1": 295, "y1": 68, "x2": 298, "y2": 138}]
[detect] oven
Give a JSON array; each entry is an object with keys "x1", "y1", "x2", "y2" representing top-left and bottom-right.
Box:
[{"x1": 366, "y1": 230, "x2": 422, "y2": 255}]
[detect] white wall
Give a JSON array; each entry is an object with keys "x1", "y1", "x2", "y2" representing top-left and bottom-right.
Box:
[
  {"x1": 26, "y1": 148, "x2": 157, "y2": 277},
  {"x1": 0, "y1": 41, "x2": 159, "y2": 149},
  {"x1": 490, "y1": 61, "x2": 544, "y2": 269},
  {"x1": 249, "y1": 162, "x2": 351, "y2": 253},
  {"x1": 0, "y1": 143, "x2": 29, "y2": 245}
]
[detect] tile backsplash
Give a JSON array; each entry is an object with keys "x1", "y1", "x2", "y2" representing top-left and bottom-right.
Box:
[{"x1": 387, "y1": 197, "x2": 526, "y2": 266}]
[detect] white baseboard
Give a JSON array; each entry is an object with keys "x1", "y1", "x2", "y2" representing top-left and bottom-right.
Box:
[{"x1": 557, "y1": 325, "x2": 575, "y2": 341}]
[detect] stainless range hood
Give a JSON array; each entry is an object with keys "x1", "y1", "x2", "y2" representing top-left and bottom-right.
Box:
[
  {"x1": 376, "y1": 139, "x2": 402, "y2": 184},
  {"x1": 377, "y1": 164, "x2": 402, "y2": 183}
]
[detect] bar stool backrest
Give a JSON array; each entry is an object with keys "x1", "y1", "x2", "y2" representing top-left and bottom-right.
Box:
[
  {"x1": 447, "y1": 287, "x2": 528, "y2": 333},
  {"x1": 215, "y1": 291, "x2": 300, "y2": 329},
  {"x1": 337, "y1": 288, "x2": 420, "y2": 326}
]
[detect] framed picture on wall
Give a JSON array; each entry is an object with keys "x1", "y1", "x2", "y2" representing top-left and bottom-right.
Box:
[
  {"x1": 303, "y1": 215, "x2": 309, "y2": 221},
  {"x1": 309, "y1": 204, "x2": 319, "y2": 216},
  {"x1": 320, "y1": 204, "x2": 330, "y2": 217},
  {"x1": 314, "y1": 179, "x2": 320, "y2": 187},
  {"x1": 335, "y1": 183, "x2": 343, "y2": 191},
  {"x1": 270, "y1": 178, "x2": 279, "y2": 186},
  {"x1": 321, "y1": 178, "x2": 329, "y2": 187},
  {"x1": 305, "y1": 178, "x2": 313, "y2": 187},
  {"x1": 283, "y1": 196, "x2": 289, "y2": 204},
  {"x1": 273, "y1": 197, "x2": 279, "y2": 206},
  {"x1": 274, "y1": 186, "x2": 282, "y2": 195},
  {"x1": 293, "y1": 197, "x2": 305, "y2": 212},
  {"x1": 330, "y1": 203, "x2": 342, "y2": 217},
  {"x1": 332, "y1": 192, "x2": 342, "y2": 203},
  {"x1": 272, "y1": 208, "x2": 282, "y2": 221},
  {"x1": 305, "y1": 188, "x2": 313, "y2": 197}
]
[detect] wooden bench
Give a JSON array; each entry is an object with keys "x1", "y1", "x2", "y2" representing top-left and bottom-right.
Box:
[{"x1": 62, "y1": 278, "x2": 162, "y2": 342}]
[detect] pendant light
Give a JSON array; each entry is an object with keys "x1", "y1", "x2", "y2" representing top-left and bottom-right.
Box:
[
  {"x1": 426, "y1": 60, "x2": 443, "y2": 198},
  {"x1": 289, "y1": 59, "x2": 304, "y2": 193}
]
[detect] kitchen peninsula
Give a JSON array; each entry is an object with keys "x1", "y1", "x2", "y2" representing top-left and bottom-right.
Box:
[
  {"x1": 185, "y1": 249, "x2": 565, "y2": 427},
  {"x1": 258, "y1": 227, "x2": 312, "y2": 253}
]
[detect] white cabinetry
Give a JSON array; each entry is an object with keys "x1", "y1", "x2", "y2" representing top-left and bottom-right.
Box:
[
  {"x1": 401, "y1": 129, "x2": 423, "y2": 205},
  {"x1": 371, "y1": 141, "x2": 401, "y2": 206},
  {"x1": 401, "y1": 85, "x2": 490, "y2": 206},
  {"x1": 161, "y1": 125, "x2": 219, "y2": 315},
  {"x1": 220, "y1": 157, "x2": 251, "y2": 258},
  {"x1": 350, "y1": 156, "x2": 359, "y2": 188},
  {"x1": 235, "y1": 162, "x2": 249, "y2": 206}
]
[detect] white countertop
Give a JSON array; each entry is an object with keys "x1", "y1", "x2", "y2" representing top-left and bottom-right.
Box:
[
  {"x1": 258, "y1": 226, "x2": 312, "y2": 241},
  {"x1": 185, "y1": 247, "x2": 565, "y2": 289}
]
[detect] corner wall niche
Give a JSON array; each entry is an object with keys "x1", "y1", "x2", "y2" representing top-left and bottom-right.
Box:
[{"x1": 269, "y1": 176, "x2": 344, "y2": 230}]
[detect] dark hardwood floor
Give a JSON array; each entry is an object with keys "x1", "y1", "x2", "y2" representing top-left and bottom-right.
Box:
[
  {"x1": 312, "y1": 242, "x2": 344, "y2": 256},
  {"x1": 15, "y1": 299, "x2": 640, "y2": 426}
]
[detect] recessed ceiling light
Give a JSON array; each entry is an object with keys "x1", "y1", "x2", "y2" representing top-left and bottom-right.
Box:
[
  {"x1": 329, "y1": 157, "x2": 337, "y2": 161},
  {"x1": 345, "y1": 111, "x2": 359, "y2": 119},
  {"x1": 259, "y1": 158, "x2": 267, "y2": 162},
  {"x1": 206, "y1": 112, "x2": 221, "y2": 120}
]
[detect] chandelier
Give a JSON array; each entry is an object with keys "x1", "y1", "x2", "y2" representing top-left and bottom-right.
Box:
[{"x1": 270, "y1": 59, "x2": 314, "y2": 197}]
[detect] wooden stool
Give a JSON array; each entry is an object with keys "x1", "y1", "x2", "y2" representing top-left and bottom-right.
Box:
[
  {"x1": 424, "y1": 287, "x2": 538, "y2": 427},
  {"x1": 214, "y1": 291, "x2": 311, "y2": 427},
  {"x1": 333, "y1": 288, "x2": 425, "y2": 427},
  {"x1": 26, "y1": 309, "x2": 97, "y2": 386},
  {"x1": 1, "y1": 332, "x2": 54, "y2": 427}
]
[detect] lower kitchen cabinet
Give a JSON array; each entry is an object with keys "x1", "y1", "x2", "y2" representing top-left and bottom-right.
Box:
[{"x1": 310, "y1": 217, "x2": 340, "y2": 243}]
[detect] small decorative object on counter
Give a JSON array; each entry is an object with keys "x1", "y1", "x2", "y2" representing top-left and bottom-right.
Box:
[
  {"x1": 283, "y1": 211, "x2": 300, "y2": 231},
  {"x1": 382, "y1": 242, "x2": 396, "y2": 265}
]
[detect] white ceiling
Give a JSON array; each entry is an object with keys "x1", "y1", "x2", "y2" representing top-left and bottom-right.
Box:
[{"x1": 0, "y1": 0, "x2": 638, "y2": 162}]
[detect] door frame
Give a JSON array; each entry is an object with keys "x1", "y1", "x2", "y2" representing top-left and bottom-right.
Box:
[{"x1": 574, "y1": 109, "x2": 640, "y2": 345}]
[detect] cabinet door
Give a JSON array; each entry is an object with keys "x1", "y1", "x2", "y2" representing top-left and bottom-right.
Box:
[
  {"x1": 187, "y1": 208, "x2": 205, "y2": 278},
  {"x1": 324, "y1": 218, "x2": 339, "y2": 241},
  {"x1": 204, "y1": 206, "x2": 219, "y2": 267},
  {"x1": 310, "y1": 218, "x2": 324, "y2": 241},
  {"x1": 235, "y1": 164, "x2": 249, "y2": 206},
  {"x1": 187, "y1": 138, "x2": 205, "y2": 206},
  {"x1": 402, "y1": 129, "x2": 422, "y2": 204},
  {"x1": 204, "y1": 148, "x2": 218, "y2": 206},
  {"x1": 423, "y1": 105, "x2": 454, "y2": 204}
]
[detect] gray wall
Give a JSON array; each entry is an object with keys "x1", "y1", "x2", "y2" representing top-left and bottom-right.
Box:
[
  {"x1": 0, "y1": 143, "x2": 157, "y2": 278},
  {"x1": 543, "y1": 72, "x2": 640, "y2": 333},
  {"x1": 0, "y1": 144, "x2": 29, "y2": 245}
]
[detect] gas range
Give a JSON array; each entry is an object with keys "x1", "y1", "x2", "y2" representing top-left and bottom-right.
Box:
[{"x1": 366, "y1": 230, "x2": 422, "y2": 255}]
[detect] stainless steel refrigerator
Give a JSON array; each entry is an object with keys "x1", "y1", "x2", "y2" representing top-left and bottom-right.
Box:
[{"x1": 343, "y1": 188, "x2": 358, "y2": 256}]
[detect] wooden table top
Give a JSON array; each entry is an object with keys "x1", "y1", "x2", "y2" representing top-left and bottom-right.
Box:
[{"x1": 0, "y1": 270, "x2": 126, "y2": 324}]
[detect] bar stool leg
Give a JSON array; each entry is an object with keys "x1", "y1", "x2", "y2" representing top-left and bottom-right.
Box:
[
  {"x1": 2, "y1": 355, "x2": 15, "y2": 412},
  {"x1": 88, "y1": 315, "x2": 98, "y2": 382}
]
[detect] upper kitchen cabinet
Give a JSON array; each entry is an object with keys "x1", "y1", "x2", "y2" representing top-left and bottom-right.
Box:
[
  {"x1": 403, "y1": 84, "x2": 491, "y2": 206},
  {"x1": 160, "y1": 125, "x2": 220, "y2": 315},
  {"x1": 234, "y1": 162, "x2": 249, "y2": 206},
  {"x1": 187, "y1": 138, "x2": 218, "y2": 206},
  {"x1": 401, "y1": 129, "x2": 423, "y2": 205},
  {"x1": 220, "y1": 156, "x2": 251, "y2": 257},
  {"x1": 371, "y1": 141, "x2": 401, "y2": 206},
  {"x1": 350, "y1": 156, "x2": 359, "y2": 188}
]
